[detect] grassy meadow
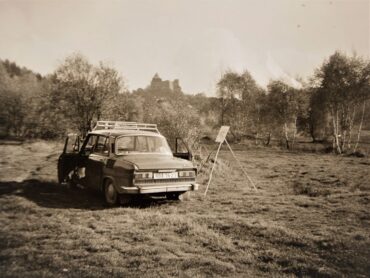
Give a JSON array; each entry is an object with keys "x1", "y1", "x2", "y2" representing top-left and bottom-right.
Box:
[{"x1": 0, "y1": 141, "x2": 369, "y2": 277}]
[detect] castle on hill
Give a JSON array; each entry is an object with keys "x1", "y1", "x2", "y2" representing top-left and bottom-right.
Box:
[{"x1": 133, "y1": 73, "x2": 184, "y2": 97}]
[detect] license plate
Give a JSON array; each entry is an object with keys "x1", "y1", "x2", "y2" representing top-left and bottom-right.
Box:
[{"x1": 154, "y1": 172, "x2": 178, "y2": 179}]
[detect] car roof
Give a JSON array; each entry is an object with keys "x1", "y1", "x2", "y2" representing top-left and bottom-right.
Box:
[{"x1": 88, "y1": 129, "x2": 164, "y2": 137}]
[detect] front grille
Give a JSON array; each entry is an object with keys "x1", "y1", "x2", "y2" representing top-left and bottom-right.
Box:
[{"x1": 135, "y1": 177, "x2": 195, "y2": 184}]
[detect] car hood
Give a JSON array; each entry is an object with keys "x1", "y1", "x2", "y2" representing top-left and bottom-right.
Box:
[{"x1": 118, "y1": 154, "x2": 194, "y2": 170}]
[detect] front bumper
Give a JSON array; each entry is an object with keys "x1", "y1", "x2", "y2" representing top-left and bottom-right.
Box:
[{"x1": 120, "y1": 183, "x2": 199, "y2": 194}]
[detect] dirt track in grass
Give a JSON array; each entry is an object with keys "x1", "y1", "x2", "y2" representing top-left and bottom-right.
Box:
[{"x1": 0, "y1": 141, "x2": 369, "y2": 277}]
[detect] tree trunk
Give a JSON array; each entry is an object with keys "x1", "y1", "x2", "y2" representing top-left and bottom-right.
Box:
[
  {"x1": 265, "y1": 132, "x2": 271, "y2": 146},
  {"x1": 353, "y1": 101, "x2": 366, "y2": 153},
  {"x1": 292, "y1": 117, "x2": 297, "y2": 150},
  {"x1": 284, "y1": 122, "x2": 290, "y2": 149},
  {"x1": 220, "y1": 99, "x2": 225, "y2": 126},
  {"x1": 342, "y1": 129, "x2": 347, "y2": 152},
  {"x1": 309, "y1": 119, "x2": 316, "y2": 143},
  {"x1": 347, "y1": 106, "x2": 356, "y2": 149},
  {"x1": 255, "y1": 106, "x2": 261, "y2": 145},
  {"x1": 332, "y1": 108, "x2": 342, "y2": 154}
]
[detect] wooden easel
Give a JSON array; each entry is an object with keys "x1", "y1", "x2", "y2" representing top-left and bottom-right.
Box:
[{"x1": 204, "y1": 126, "x2": 258, "y2": 197}]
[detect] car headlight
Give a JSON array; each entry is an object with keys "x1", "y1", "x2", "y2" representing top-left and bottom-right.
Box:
[
  {"x1": 134, "y1": 172, "x2": 153, "y2": 179},
  {"x1": 178, "y1": 170, "x2": 196, "y2": 178}
]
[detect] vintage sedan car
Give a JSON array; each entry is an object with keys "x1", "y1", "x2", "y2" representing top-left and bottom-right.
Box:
[{"x1": 57, "y1": 121, "x2": 198, "y2": 205}]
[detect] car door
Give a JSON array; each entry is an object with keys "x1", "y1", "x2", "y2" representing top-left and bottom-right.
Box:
[
  {"x1": 57, "y1": 134, "x2": 80, "y2": 183},
  {"x1": 85, "y1": 135, "x2": 109, "y2": 190},
  {"x1": 173, "y1": 138, "x2": 192, "y2": 160}
]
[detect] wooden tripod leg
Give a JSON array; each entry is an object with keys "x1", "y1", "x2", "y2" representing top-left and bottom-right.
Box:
[
  {"x1": 204, "y1": 140, "x2": 223, "y2": 197},
  {"x1": 225, "y1": 139, "x2": 258, "y2": 192}
]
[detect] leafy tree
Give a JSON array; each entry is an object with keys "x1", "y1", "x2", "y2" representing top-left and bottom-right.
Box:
[
  {"x1": 2, "y1": 59, "x2": 23, "y2": 77},
  {"x1": 186, "y1": 94, "x2": 219, "y2": 133},
  {"x1": 239, "y1": 71, "x2": 266, "y2": 140},
  {"x1": 314, "y1": 51, "x2": 370, "y2": 153},
  {"x1": 52, "y1": 53, "x2": 124, "y2": 136},
  {"x1": 216, "y1": 70, "x2": 263, "y2": 140},
  {"x1": 266, "y1": 80, "x2": 304, "y2": 149},
  {"x1": 217, "y1": 71, "x2": 240, "y2": 127},
  {"x1": 141, "y1": 97, "x2": 201, "y2": 152},
  {"x1": 0, "y1": 61, "x2": 47, "y2": 137},
  {"x1": 0, "y1": 63, "x2": 12, "y2": 135},
  {"x1": 254, "y1": 91, "x2": 278, "y2": 145},
  {"x1": 102, "y1": 93, "x2": 143, "y2": 122},
  {"x1": 29, "y1": 77, "x2": 69, "y2": 138},
  {"x1": 305, "y1": 87, "x2": 331, "y2": 142}
]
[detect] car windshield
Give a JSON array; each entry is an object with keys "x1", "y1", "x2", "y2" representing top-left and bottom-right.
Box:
[{"x1": 115, "y1": 135, "x2": 172, "y2": 155}]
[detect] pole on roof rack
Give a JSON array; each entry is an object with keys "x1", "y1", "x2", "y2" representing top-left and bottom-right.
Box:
[{"x1": 93, "y1": 121, "x2": 159, "y2": 133}]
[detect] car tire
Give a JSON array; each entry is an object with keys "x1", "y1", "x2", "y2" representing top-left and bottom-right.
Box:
[{"x1": 104, "y1": 180, "x2": 118, "y2": 206}]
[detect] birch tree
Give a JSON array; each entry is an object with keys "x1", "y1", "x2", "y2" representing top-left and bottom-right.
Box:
[
  {"x1": 266, "y1": 80, "x2": 303, "y2": 149},
  {"x1": 314, "y1": 52, "x2": 370, "y2": 153}
]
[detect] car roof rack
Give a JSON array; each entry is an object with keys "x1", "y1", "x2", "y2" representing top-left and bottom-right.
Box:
[{"x1": 93, "y1": 121, "x2": 160, "y2": 133}]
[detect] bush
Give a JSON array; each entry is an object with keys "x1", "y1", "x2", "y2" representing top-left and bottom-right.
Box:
[{"x1": 144, "y1": 98, "x2": 201, "y2": 153}]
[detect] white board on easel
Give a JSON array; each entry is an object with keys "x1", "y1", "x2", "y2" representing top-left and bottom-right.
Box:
[
  {"x1": 215, "y1": 126, "x2": 230, "y2": 143},
  {"x1": 204, "y1": 126, "x2": 258, "y2": 197}
]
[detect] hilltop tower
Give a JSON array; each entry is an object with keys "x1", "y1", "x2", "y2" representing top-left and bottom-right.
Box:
[{"x1": 147, "y1": 73, "x2": 183, "y2": 97}]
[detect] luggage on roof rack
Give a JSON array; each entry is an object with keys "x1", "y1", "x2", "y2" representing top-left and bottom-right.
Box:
[{"x1": 93, "y1": 121, "x2": 159, "y2": 133}]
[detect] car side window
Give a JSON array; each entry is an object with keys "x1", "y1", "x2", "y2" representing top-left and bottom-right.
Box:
[
  {"x1": 116, "y1": 136, "x2": 135, "y2": 152},
  {"x1": 93, "y1": 136, "x2": 109, "y2": 155},
  {"x1": 83, "y1": 135, "x2": 97, "y2": 155},
  {"x1": 64, "y1": 134, "x2": 79, "y2": 153}
]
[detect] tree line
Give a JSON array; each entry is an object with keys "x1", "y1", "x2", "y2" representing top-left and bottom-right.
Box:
[
  {"x1": 0, "y1": 51, "x2": 369, "y2": 154},
  {"x1": 216, "y1": 52, "x2": 370, "y2": 154}
]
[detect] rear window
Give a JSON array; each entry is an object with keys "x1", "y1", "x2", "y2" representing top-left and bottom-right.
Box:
[{"x1": 115, "y1": 135, "x2": 172, "y2": 155}]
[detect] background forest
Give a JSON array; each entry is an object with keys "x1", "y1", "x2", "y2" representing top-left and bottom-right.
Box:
[{"x1": 0, "y1": 51, "x2": 369, "y2": 155}]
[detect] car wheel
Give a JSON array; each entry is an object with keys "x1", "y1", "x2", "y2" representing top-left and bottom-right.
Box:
[{"x1": 104, "y1": 180, "x2": 118, "y2": 206}]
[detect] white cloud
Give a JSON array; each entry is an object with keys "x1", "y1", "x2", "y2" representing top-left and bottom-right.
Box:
[{"x1": 266, "y1": 52, "x2": 302, "y2": 89}]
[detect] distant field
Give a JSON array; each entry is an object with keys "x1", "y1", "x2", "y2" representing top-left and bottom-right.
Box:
[{"x1": 0, "y1": 141, "x2": 369, "y2": 277}]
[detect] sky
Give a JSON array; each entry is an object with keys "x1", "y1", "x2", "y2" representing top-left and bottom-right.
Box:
[{"x1": 0, "y1": 0, "x2": 369, "y2": 95}]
